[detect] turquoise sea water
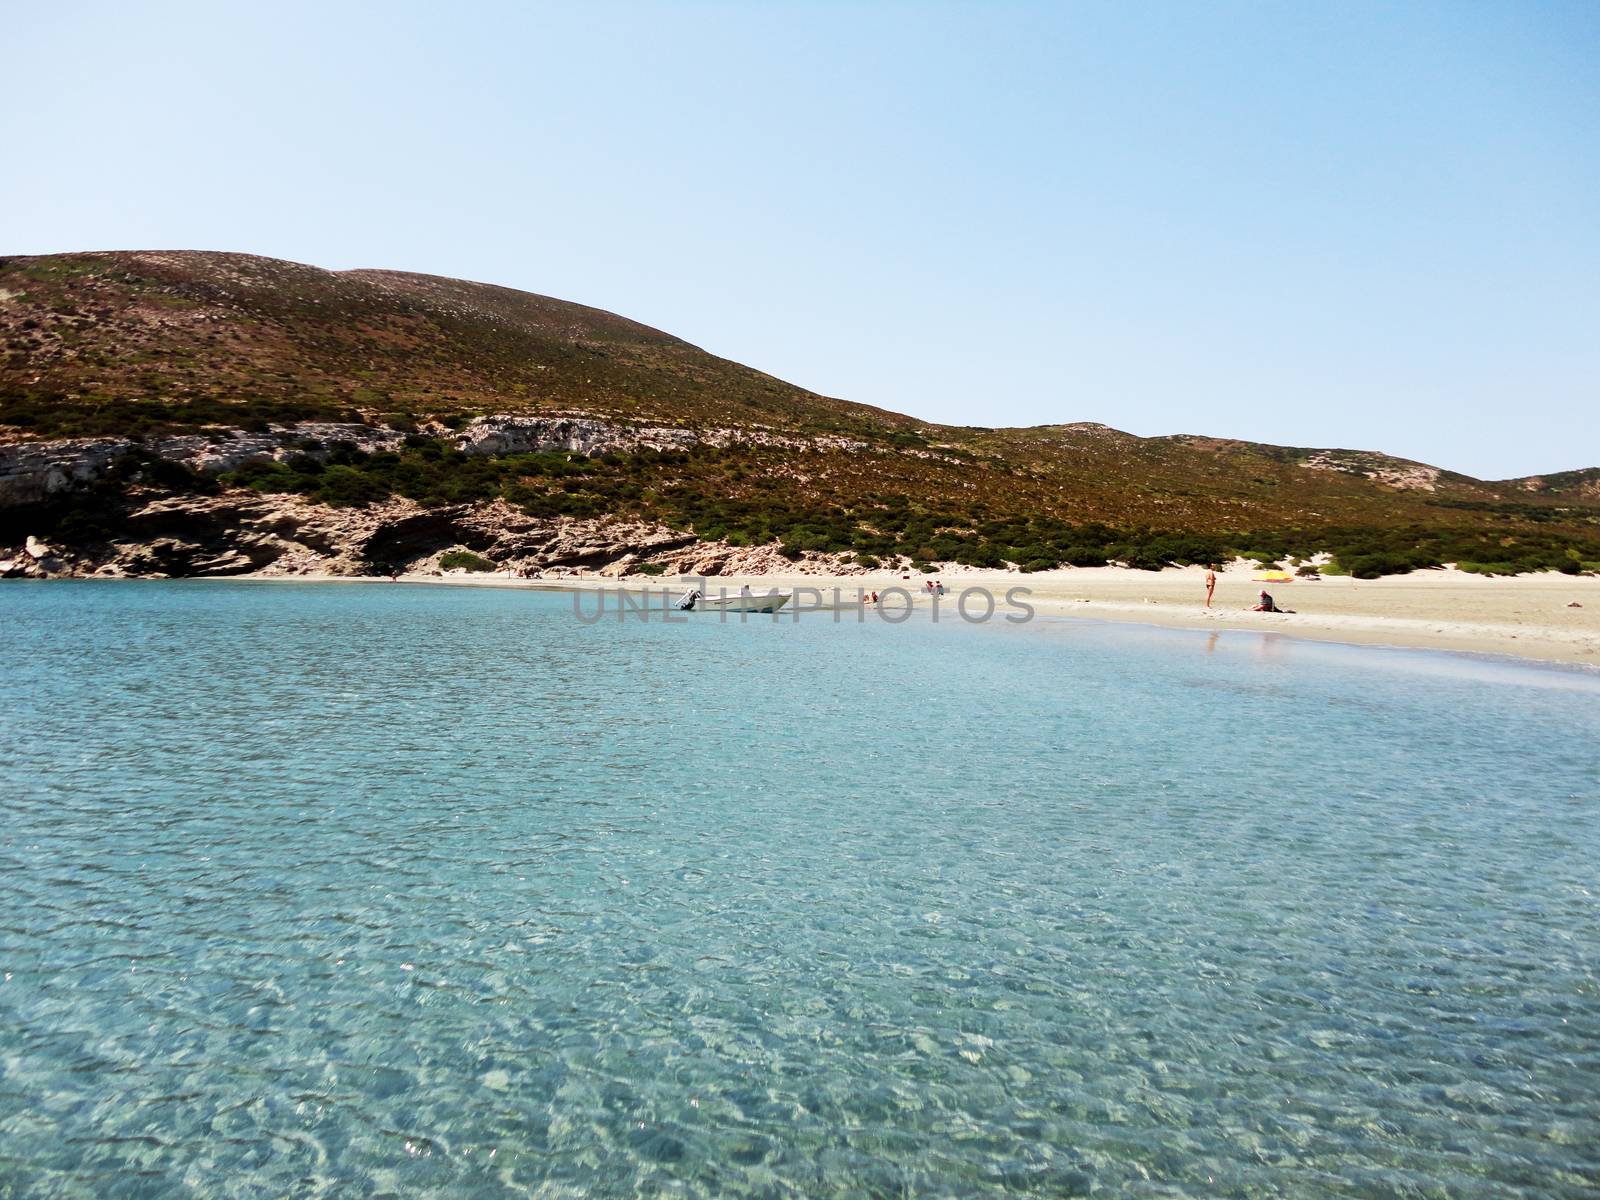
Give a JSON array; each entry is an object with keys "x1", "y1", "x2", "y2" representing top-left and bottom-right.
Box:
[{"x1": 2, "y1": 580, "x2": 1598, "y2": 1198}]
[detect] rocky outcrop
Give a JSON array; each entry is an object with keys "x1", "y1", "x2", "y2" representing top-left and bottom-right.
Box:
[
  {"x1": 1507, "y1": 468, "x2": 1600, "y2": 500},
  {"x1": 0, "y1": 423, "x2": 407, "y2": 508},
  {"x1": 0, "y1": 438, "x2": 131, "y2": 508},
  {"x1": 455, "y1": 414, "x2": 871, "y2": 458},
  {"x1": 1297, "y1": 450, "x2": 1442, "y2": 492},
  {"x1": 0, "y1": 489, "x2": 868, "y2": 581},
  {"x1": 0, "y1": 414, "x2": 873, "y2": 510},
  {"x1": 0, "y1": 414, "x2": 886, "y2": 579},
  {"x1": 1, "y1": 534, "x2": 69, "y2": 577},
  {"x1": 456, "y1": 417, "x2": 699, "y2": 458}
]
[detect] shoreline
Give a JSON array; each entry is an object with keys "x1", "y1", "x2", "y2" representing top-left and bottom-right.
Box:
[{"x1": 139, "y1": 563, "x2": 1600, "y2": 669}]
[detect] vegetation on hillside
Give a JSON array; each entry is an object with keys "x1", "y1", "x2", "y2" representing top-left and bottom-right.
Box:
[
  {"x1": 0, "y1": 393, "x2": 365, "y2": 439},
  {"x1": 202, "y1": 440, "x2": 1600, "y2": 576}
]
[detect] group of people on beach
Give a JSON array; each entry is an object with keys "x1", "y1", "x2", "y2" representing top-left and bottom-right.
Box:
[
  {"x1": 858, "y1": 579, "x2": 944, "y2": 606},
  {"x1": 1205, "y1": 565, "x2": 1289, "y2": 613}
]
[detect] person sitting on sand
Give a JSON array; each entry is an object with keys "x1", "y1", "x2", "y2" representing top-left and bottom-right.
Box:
[{"x1": 1252, "y1": 589, "x2": 1293, "y2": 614}]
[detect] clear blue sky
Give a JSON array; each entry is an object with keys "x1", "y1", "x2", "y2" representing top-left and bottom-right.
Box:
[{"x1": 6, "y1": 1, "x2": 1596, "y2": 478}]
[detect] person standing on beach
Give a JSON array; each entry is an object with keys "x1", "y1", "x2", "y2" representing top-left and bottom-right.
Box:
[{"x1": 1205, "y1": 566, "x2": 1217, "y2": 608}]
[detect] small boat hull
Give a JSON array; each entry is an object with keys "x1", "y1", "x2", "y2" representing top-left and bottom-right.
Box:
[{"x1": 693, "y1": 593, "x2": 791, "y2": 614}]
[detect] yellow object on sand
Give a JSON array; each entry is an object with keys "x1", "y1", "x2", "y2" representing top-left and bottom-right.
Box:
[{"x1": 1254, "y1": 570, "x2": 1294, "y2": 582}]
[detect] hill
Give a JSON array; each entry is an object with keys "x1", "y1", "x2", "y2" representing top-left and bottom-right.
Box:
[
  {"x1": 2, "y1": 251, "x2": 1597, "y2": 580},
  {"x1": 0, "y1": 250, "x2": 914, "y2": 437},
  {"x1": 1500, "y1": 467, "x2": 1600, "y2": 501}
]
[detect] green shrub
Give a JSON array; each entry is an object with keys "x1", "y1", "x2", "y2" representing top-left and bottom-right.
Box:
[
  {"x1": 957, "y1": 543, "x2": 1006, "y2": 569},
  {"x1": 438, "y1": 550, "x2": 496, "y2": 572},
  {"x1": 314, "y1": 465, "x2": 391, "y2": 507},
  {"x1": 0, "y1": 393, "x2": 362, "y2": 438},
  {"x1": 1341, "y1": 554, "x2": 1415, "y2": 579},
  {"x1": 1113, "y1": 548, "x2": 1168, "y2": 571},
  {"x1": 632, "y1": 561, "x2": 666, "y2": 576},
  {"x1": 223, "y1": 459, "x2": 319, "y2": 497},
  {"x1": 1058, "y1": 545, "x2": 1110, "y2": 568}
]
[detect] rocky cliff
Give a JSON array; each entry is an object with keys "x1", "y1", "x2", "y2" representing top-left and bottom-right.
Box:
[{"x1": 0, "y1": 415, "x2": 869, "y2": 580}]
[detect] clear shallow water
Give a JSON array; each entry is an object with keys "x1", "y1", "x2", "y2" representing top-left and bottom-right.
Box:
[{"x1": 2, "y1": 581, "x2": 1598, "y2": 1199}]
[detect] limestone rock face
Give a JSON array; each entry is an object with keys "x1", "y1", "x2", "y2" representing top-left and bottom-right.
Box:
[
  {"x1": 0, "y1": 439, "x2": 129, "y2": 507},
  {"x1": 1, "y1": 487, "x2": 865, "y2": 581},
  {"x1": 0, "y1": 415, "x2": 875, "y2": 580},
  {"x1": 0, "y1": 423, "x2": 406, "y2": 507},
  {"x1": 456, "y1": 417, "x2": 699, "y2": 458},
  {"x1": 452, "y1": 414, "x2": 870, "y2": 459}
]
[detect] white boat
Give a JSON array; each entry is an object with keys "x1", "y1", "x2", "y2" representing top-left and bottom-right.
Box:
[{"x1": 676, "y1": 588, "x2": 790, "y2": 614}]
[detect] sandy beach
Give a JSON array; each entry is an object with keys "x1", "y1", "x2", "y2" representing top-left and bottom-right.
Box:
[
  {"x1": 665, "y1": 565, "x2": 1600, "y2": 666},
  {"x1": 257, "y1": 563, "x2": 1600, "y2": 668}
]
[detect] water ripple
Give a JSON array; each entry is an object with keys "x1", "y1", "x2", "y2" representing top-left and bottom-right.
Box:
[{"x1": 1, "y1": 581, "x2": 1597, "y2": 1197}]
